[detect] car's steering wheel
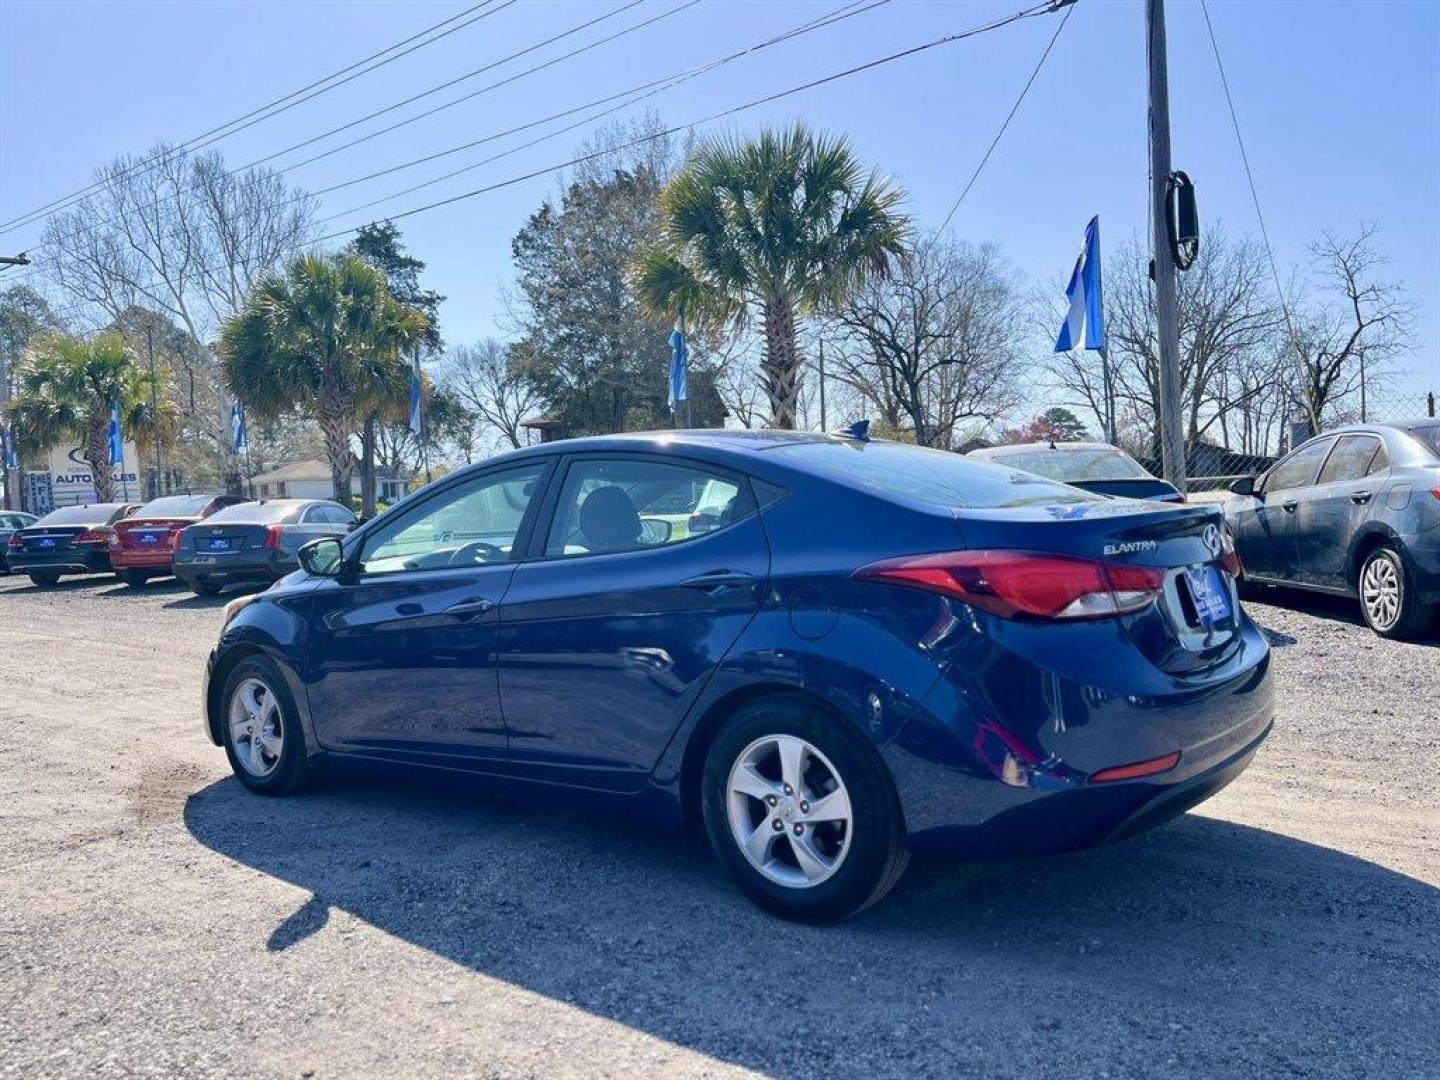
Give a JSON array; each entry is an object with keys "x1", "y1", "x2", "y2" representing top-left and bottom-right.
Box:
[{"x1": 448, "y1": 540, "x2": 505, "y2": 566}]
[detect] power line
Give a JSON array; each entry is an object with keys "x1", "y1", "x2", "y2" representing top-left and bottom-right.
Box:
[
  {"x1": 0, "y1": 1, "x2": 506, "y2": 237},
  {"x1": 1198, "y1": 0, "x2": 1305, "y2": 376},
  {"x1": 938, "y1": 0, "x2": 1075, "y2": 233},
  {"x1": 50, "y1": 0, "x2": 1062, "y2": 334},
  {"x1": 22, "y1": 0, "x2": 695, "y2": 258}
]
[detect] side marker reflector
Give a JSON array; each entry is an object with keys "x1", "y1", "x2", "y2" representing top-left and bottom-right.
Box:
[{"x1": 1089, "y1": 751, "x2": 1181, "y2": 784}]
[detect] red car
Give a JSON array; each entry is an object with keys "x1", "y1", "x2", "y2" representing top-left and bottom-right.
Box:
[{"x1": 110, "y1": 493, "x2": 250, "y2": 585}]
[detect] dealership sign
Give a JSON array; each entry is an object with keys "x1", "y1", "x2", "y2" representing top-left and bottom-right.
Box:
[{"x1": 47, "y1": 443, "x2": 141, "y2": 505}]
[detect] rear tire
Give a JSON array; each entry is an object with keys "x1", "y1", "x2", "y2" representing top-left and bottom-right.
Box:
[
  {"x1": 220, "y1": 655, "x2": 314, "y2": 795},
  {"x1": 118, "y1": 569, "x2": 151, "y2": 587},
  {"x1": 28, "y1": 572, "x2": 60, "y2": 588},
  {"x1": 701, "y1": 696, "x2": 908, "y2": 923},
  {"x1": 192, "y1": 578, "x2": 223, "y2": 596},
  {"x1": 1357, "y1": 545, "x2": 1433, "y2": 640}
]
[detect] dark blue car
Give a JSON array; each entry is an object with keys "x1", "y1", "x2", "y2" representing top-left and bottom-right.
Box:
[{"x1": 202, "y1": 431, "x2": 1273, "y2": 921}]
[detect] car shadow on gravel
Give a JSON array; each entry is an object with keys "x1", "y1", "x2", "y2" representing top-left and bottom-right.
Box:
[
  {"x1": 184, "y1": 769, "x2": 1440, "y2": 1077},
  {"x1": 1251, "y1": 586, "x2": 1440, "y2": 646}
]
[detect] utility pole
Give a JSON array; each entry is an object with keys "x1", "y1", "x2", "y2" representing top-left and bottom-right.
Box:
[
  {"x1": 146, "y1": 324, "x2": 163, "y2": 498},
  {"x1": 1146, "y1": 0, "x2": 1187, "y2": 491},
  {"x1": 0, "y1": 255, "x2": 24, "y2": 510},
  {"x1": 818, "y1": 340, "x2": 828, "y2": 431}
]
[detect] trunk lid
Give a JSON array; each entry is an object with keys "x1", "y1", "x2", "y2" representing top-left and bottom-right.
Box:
[
  {"x1": 113, "y1": 516, "x2": 196, "y2": 550},
  {"x1": 14, "y1": 525, "x2": 86, "y2": 553},
  {"x1": 954, "y1": 500, "x2": 1241, "y2": 676},
  {"x1": 183, "y1": 522, "x2": 273, "y2": 553}
]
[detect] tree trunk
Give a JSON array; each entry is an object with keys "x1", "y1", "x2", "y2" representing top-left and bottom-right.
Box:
[
  {"x1": 320, "y1": 414, "x2": 354, "y2": 507},
  {"x1": 86, "y1": 419, "x2": 115, "y2": 503},
  {"x1": 360, "y1": 410, "x2": 378, "y2": 519},
  {"x1": 760, "y1": 295, "x2": 802, "y2": 429}
]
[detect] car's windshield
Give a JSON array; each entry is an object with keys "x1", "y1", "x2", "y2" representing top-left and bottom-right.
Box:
[
  {"x1": 1406, "y1": 423, "x2": 1440, "y2": 459},
  {"x1": 773, "y1": 440, "x2": 1105, "y2": 508},
  {"x1": 36, "y1": 505, "x2": 119, "y2": 526},
  {"x1": 136, "y1": 494, "x2": 216, "y2": 517},
  {"x1": 986, "y1": 447, "x2": 1153, "y2": 482},
  {"x1": 204, "y1": 501, "x2": 301, "y2": 524}
]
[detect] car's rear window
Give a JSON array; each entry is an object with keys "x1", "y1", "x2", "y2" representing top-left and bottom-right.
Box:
[
  {"x1": 136, "y1": 494, "x2": 215, "y2": 517},
  {"x1": 1406, "y1": 424, "x2": 1440, "y2": 459},
  {"x1": 986, "y1": 447, "x2": 1152, "y2": 482},
  {"x1": 204, "y1": 502, "x2": 302, "y2": 524},
  {"x1": 772, "y1": 440, "x2": 1105, "y2": 508},
  {"x1": 35, "y1": 505, "x2": 120, "y2": 526}
]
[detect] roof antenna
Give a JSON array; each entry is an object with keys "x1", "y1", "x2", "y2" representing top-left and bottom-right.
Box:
[{"x1": 835, "y1": 419, "x2": 871, "y2": 442}]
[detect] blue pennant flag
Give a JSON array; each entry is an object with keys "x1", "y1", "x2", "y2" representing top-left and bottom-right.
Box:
[
  {"x1": 1054, "y1": 215, "x2": 1106, "y2": 353},
  {"x1": 108, "y1": 401, "x2": 124, "y2": 467},
  {"x1": 408, "y1": 364, "x2": 423, "y2": 436},
  {"x1": 1, "y1": 425, "x2": 16, "y2": 470},
  {"x1": 668, "y1": 311, "x2": 688, "y2": 411},
  {"x1": 230, "y1": 402, "x2": 247, "y2": 453}
]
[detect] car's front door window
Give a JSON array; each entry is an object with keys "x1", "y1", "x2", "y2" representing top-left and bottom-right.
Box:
[
  {"x1": 359, "y1": 463, "x2": 546, "y2": 574},
  {"x1": 1263, "y1": 439, "x2": 1334, "y2": 493}
]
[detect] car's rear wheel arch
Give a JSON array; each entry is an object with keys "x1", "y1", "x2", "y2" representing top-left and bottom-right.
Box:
[{"x1": 679, "y1": 684, "x2": 897, "y2": 833}]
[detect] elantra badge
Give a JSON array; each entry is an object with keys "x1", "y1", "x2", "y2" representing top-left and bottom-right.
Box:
[{"x1": 1103, "y1": 539, "x2": 1158, "y2": 556}]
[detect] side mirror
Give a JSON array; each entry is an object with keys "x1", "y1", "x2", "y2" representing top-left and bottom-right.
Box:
[
  {"x1": 638, "y1": 518, "x2": 673, "y2": 546},
  {"x1": 1228, "y1": 475, "x2": 1257, "y2": 497},
  {"x1": 299, "y1": 536, "x2": 344, "y2": 577}
]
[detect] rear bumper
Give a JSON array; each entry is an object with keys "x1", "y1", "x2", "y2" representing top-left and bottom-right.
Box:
[
  {"x1": 110, "y1": 549, "x2": 177, "y2": 571},
  {"x1": 882, "y1": 615, "x2": 1274, "y2": 856},
  {"x1": 7, "y1": 550, "x2": 112, "y2": 575},
  {"x1": 175, "y1": 551, "x2": 286, "y2": 586}
]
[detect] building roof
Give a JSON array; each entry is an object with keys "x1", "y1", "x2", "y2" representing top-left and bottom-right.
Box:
[{"x1": 250, "y1": 460, "x2": 333, "y2": 484}]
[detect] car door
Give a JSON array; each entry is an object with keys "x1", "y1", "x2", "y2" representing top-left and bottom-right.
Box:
[
  {"x1": 1294, "y1": 434, "x2": 1387, "y2": 589},
  {"x1": 304, "y1": 460, "x2": 552, "y2": 767},
  {"x1": 1238, "y1": 437, "x2": 1335, "y2": 581},
  {"x1": 497, "y1": 454, "x2": 770, "y2": 793}
]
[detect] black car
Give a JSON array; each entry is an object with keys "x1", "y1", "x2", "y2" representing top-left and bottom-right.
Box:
[
  {"x1": 0, "y1": 511, "x2": 38, "y2": 573},
  {"x1": 1224, "y1": 421, "x2": 1440, "y2": 638},
  {"x1": 6, "y1": 503, "x2": 142, "y2": 587},
  {"x1": 968, "y1": 441, "x2": 1183, "y2": 502},
  {"x1": 173, "y1": 498, "x2": 357, "y2": 596}
]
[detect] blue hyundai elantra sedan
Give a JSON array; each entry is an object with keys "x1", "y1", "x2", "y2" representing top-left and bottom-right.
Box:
[{"x1": 202, "y1": 430, "x2": 1273, "y2": 921}]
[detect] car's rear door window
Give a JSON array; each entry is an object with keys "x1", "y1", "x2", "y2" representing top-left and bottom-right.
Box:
[
  {"x1": 1318, "y1": 435, "x2": 1382, "y2": 484},
  {"x1": 544, "y1": 459, "x2": 750, "y2": 557}
]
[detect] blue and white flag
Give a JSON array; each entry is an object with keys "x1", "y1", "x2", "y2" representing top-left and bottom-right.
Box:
[
  {"x1": 1, "y1": 425, "x2": 17, "y2": 470},
  {"x1": 1054, "y1": 215, "x2": 1106, "y2": 353},
  {"x1": 108, "y1": 401, "x2": 124, "y2": 467},
  {"x1": 408, "y1": 364, "x2": 423, "y2": 435},
  {"x1": 668, "y1": 311, "x2": 688, "y2": 411},
  {"x1": 230, "y1": 402, "x2": 248, "y2": 453}
]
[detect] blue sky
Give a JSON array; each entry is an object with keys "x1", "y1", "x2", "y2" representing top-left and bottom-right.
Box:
[{"x1": 2, "y1": 0, "x2": 1437, "y2": 399}]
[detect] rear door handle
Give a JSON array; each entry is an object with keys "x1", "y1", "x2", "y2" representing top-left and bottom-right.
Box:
[
  {"x1": 1281, "y1": 501, "x2": 1298, "y2": 513},
  {"x1": 1349, "y1": 490, "x2": 1373, "y2": 504},
  {"x1": 680, "y1": 570, "x2": 755, "y2": 594},
  {"x1": 444, "y1": 597, "x2": 495, "y2": 617}
]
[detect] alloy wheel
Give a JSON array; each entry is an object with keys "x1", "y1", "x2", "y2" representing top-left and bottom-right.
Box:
[
  {"x1": 726, "y1": 734, "x2": 852, "y2": 889},
  {"x1": 228, "y1": 677, "x2": 284, "y2": 778},
  {"x1": 1361, "y1": 554, "x2": 1401, "y2": 631}
]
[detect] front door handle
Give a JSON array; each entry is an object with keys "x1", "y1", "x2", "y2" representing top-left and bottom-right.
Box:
[
  {"x1": 1349, "y1": 490, "x2": 1373, "y2": 504},
  {"x1": 1281, "y1": 501, "x2": 1298, "y2": 513},
  {"x1": 680, "y1": 570, "x2": 755, "y2": 594},
  {"x1": 444, "y1": 597, "x2": 495, "y2": 617}
]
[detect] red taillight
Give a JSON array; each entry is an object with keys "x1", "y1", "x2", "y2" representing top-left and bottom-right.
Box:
[
  {"x1": 1089, "y1": 751, "x2": 1181, "y2": 784},
  {"x1": 854, "y1": 550, "x2": 1165, "y2": 621},
  {"x1": 1217, "y1": 527, "x2": 1243, "y2": 578},
  {"x1": 6, "y1": 533, "x2": 21, "y2": 550},
  {"x1": 263, "y1": 525, "x2": 283, "y2": 550},
  {"x1": 169, "y1": 529, "x2": 183, "y2": 551},
  {"x1": 74, "y1": 529, "x2": 110, "y2": 545},
  {"x1": 1430, "y1": 487, "x2": 1440, "y2": 504}
]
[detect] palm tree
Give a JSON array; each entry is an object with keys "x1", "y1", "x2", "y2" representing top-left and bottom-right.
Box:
[
  {"x1": 634, "y1": 124, "x2": 909, "y2": 428},
  {"x1": 219, "y1": 253, "x2": 428, "y2": 505},
  {"x1": 6, "y1": 331, "x2": 169, "y2": 502}
]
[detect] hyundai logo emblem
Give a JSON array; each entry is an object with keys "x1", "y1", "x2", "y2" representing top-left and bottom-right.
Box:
[{"x1": 1201, "y1": 523, "x2": 1222, "y2": 557}]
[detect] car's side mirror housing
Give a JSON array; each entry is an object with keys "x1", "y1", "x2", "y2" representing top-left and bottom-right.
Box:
[
  {"x1": 1228, "y1": 475, "x2": 1257, "y2": 497},
  {"x1": 638, "y1": 517, "x2": 673, "y2": 546},
  {"x1": 299, "y1": 536, "x2": 345, "y2": 577}
]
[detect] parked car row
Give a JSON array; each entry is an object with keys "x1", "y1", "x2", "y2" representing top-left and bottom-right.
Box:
[{"x1": 3, "y1": 496, "x2": 357, "y2": 595}]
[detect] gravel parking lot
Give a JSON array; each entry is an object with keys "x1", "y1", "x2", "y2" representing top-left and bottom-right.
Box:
[{"x1": 1, "y1": 572, "x2": 1436, "y2": 1079}]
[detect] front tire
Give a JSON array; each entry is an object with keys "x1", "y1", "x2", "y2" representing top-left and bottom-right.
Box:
[
  {"x1": 28, "y1": 572, "x2": 60, "y2": 588},
  {"x1": 220, "y1": 656, "x2": 314, "y2": 795},
  {"x1": 701, "y1": 697, "x2": 908, "y2": 923},
  {"x1": 1358, "y1": 545, "x2": 1433, "y2": 640},
  {"x1": 117, "y1": 569, "x2": 151, "y2": 587}
]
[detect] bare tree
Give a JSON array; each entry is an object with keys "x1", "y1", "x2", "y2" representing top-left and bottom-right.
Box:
[
  {"x1": 827, "y1": 238, "x2": 1025, "y2": 449},
  {"x1": 436, "y1": 340, "x2": 545, "y2": 451},
  {"x1": 42, "y1": 143, "x2": 315, "y2": 486},
  {"x1": 1288, "y1": 224, "x2": 1412, "y2": 430}
]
